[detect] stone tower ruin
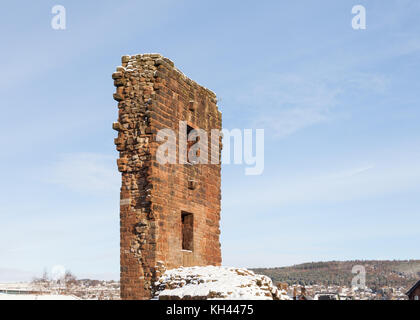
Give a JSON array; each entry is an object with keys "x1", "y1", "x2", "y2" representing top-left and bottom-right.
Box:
[{"x1": 112, "y1": 54, "x2": 222, "y2": 300}]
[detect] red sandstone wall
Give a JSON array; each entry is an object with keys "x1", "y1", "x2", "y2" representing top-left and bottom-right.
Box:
[
  {"x1": 409, "y1": 286, "x2": 420, "y2": 300},
  {"x1": 112, "y1": 54, "x2": 222, "y2": 300}
]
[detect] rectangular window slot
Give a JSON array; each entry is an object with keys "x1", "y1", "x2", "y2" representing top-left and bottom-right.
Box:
[
  {"x1": 186, "y1": 125, "x2": 199, "y2": 163},
  {"x1": 181, "y1": 211, "x2": 193, "y2": 251}
]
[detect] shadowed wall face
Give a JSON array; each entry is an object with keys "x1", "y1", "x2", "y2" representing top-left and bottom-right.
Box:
[
  {"x1": 112, "y1": 54, "x2": 222, "y2": 300},
  {"x1": 408, "y1": 285, "x2": 420, "y2": 300}
]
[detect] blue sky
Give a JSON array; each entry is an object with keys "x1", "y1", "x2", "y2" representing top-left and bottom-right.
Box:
[{"x1": 1, "y1": 0, "x2": 419, "y2": 281}]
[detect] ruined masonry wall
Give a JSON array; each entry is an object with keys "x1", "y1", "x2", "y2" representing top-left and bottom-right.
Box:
[{"x1": 112, "y1": 54, "x2": 222, "y2": 300}]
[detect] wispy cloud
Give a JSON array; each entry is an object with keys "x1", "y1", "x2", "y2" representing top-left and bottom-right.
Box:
[
  {"x1": 238, "y1": 74, "x2": 340, "y2": 138},
  {"x1": 345, "y1": 72, "x2": 390, "y2": 93},
  {"x1": 327, "y1": 165, "x2": 375, "y2": 180},
  {"x1": 224, "y1": 155, "x2": 420, "y2": 208},
  {"x1": 236, "y1": 71, "x2": 390, "y2": 138},
  {"x1": 47, "y1": 153, "x2": 119, "y2": 196}
]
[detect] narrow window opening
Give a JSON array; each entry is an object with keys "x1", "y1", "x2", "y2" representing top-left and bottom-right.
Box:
[
  {"x1": 188, "y1": 100, "x2": 197, "y2": 112},
  {"x1": 186, "y1": 125, "x2": 199, "y2": 163},
  {"x1": 181, "y1": 211, "x2": 193, "y2": 251}
]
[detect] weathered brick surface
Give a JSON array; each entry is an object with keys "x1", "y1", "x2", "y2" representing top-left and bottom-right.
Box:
[
  {"x1": 408, "y1": 284, "x2": 420, "y2": 300},
  {"x1": 112, "y1": 54, "x2": 222, "y2": 300}
]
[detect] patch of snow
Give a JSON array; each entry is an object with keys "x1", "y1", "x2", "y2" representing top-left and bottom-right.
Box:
[
  {"x1": 153, "y1": 266, "x2": 290, "y2": 300},
  {"x1": 0, "y1": 293, "x2": 80, "y2": 300}
]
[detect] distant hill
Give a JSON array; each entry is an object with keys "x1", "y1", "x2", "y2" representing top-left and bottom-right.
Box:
[{"x1": 252, "y1": 260, "x2": 420, "y2": 291}]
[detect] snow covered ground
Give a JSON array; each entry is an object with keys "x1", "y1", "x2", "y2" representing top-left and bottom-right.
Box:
[
  {"x1": 153, "y1": 266, "x2": 290, "y2": 300},
  {"x1": 0, "y1": 293, "x2": 80, "y2": 300}
]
